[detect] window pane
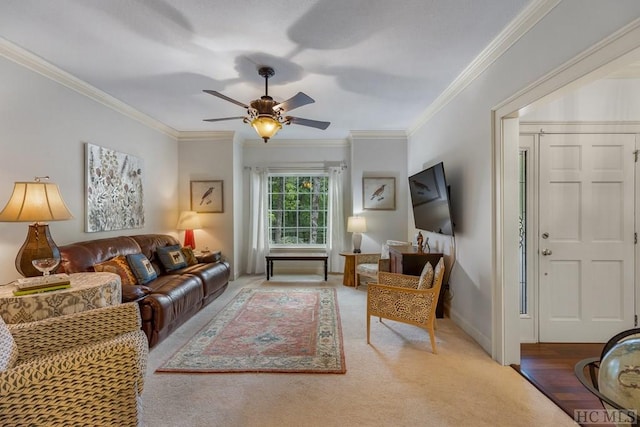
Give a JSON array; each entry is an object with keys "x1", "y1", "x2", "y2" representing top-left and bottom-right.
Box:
[
  {"x1": 519, "y1": 150, "x2": 527, "y2": 315},
  {"x1": 268, "y1": 174, "x2": 329, "y2": 246}
]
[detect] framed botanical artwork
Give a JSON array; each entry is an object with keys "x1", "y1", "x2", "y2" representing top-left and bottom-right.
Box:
[
  {"x1": 191, "y1": 180, "x2": 223, "y2": 213},
  {"x1": 363, "y1": 177, "x2": 396, "y2": 210},
  {"x1": 85, "y1": 143, "x2": 145, "y2": 232}
]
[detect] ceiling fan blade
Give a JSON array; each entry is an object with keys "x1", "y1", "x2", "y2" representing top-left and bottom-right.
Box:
[
  {"x1": 274, "y1": 92, "x2": 314, "y2": 112},
  {"x1": 203, "y1": 116, "x2": 245, "y2": 122},
  {"x1": 287, "y1": 116, "x2": 330, "y2": 130},
  {"x1": 203, "y1": 90, "x2": 249, "y2": 109}
]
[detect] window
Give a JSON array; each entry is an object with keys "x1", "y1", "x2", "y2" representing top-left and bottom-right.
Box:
[
  {"x1": 268, "y1": 174, "x2": 328, "y2": 246},
  {"x1": 519, "y1": 149, "x2": 528, "y2": 315}
]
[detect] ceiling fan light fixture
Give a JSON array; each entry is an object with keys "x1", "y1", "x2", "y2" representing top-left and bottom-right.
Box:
[
  {"x1": 251, "y1": 116, "x2": 282, "y2": 143},
  {"x1": 203, "y1": 66, "x2": 329, "y2": 141}
]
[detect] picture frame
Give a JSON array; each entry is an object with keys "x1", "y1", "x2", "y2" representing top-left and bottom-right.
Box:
[
  {"x1": 190, "y1": 180, "x2": 223, "y2": 213},
  {"x1": 363, "y1": 177, "x2": 396, "y2": 210},
  {"x1": 85, "y1": 143, "x2": 145, "y2": 232}
]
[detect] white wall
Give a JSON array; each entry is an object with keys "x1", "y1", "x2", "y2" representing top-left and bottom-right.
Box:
[
  {"x1": 177, "y1": 136, "x2": 236, "y2": 277},
  {"x1": 350, "y1": 133, "x2": 409, "y2": 252},
  {"x1": 521, "y1": 78, "x2": 640, "y2": 121},
  {"x1": 408, "y1": 1, "x2": 640, "y2": 353},
  {"x1": 0, "y1": 56, "x2": 178, "y2": 285},
  {"x1": 517, "y1": 74, "x2": 640, "y2": 349},
  {"x1": 232, "y1": 133, "x2": 244, "y2": 280}
]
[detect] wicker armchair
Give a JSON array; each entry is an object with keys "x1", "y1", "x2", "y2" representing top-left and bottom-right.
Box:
[
  {"x1": 0, "y1": 302, "x2": 148, "y2": 427},
  {"x1": 367, "y1": 257, "x2": 445, "y2": 353}
]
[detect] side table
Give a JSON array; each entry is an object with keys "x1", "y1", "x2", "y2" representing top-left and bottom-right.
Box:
[
  {"x1": 0, "y1": 272, "x2": 122, "y2": 324},
  {"x1": 339, "y1": 252, "x2": 357, "y2": 287}
]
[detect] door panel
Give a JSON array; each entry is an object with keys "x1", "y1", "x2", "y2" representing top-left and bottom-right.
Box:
[{"x1": 539, "y1": 134, "x2": 635, "y2": 342}]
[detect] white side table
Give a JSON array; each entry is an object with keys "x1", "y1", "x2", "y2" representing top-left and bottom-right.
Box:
[{"x1": 0, "y1": 272, "x2": 122, "y2": 324}]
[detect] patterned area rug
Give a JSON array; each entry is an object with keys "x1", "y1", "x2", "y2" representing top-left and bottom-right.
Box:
[{"x1": 157, "y1": 287, "x2": 346, "y2": 374}]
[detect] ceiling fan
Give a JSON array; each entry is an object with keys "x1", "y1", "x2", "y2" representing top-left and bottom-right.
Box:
[{"x1": 203, "y1": 66, "x2": 330, "y2": 143}]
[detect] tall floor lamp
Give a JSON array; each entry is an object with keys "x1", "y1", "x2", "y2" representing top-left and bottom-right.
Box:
[
  {"x1": 0, "y1": 177, "x2": 74, "y2": 277},
  {"x1": 347, "y1": 216, "x2": 367, "y2": 253},
  {"x1": 176, "y1": 211, "x2": 202, "y2": 249}
]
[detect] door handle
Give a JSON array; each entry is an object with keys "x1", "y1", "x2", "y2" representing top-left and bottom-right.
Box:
[{"x1": 541, "y1": 249, "x2": 552, "y2": 256}]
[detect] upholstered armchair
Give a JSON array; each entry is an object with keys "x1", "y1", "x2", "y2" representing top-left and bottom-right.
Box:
[
  {"x1": 0, "y1": 303, "x2": 149, "y2": 427},
  {"x1": 354, "y1": 240, "x2": 412, "y2": 287},
  {"x1": 354, "y1": 253, "x2": 383, "y2": 287},
  {"x1": 367, "y1": 257, "x2": 445, "y2": 353}
]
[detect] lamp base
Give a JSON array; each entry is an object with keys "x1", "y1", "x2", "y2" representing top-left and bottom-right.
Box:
[
  {"x1": 183, "y1": 229, "x2": 196, "y2": 249},
  {"x1": 352, "y1": 232, "x2": 363, "y2": 254},
  {"x1": 16, "y1": 223, "x2": 61, "y2": 277}
]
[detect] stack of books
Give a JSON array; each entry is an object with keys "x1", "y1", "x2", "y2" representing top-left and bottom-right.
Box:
[{"x1": 13, "y1": 274, "x2": 71, "y2": 296}]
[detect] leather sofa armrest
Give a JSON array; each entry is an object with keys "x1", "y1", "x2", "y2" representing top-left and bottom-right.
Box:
[
  {"x1": 196, "y1": 251, "x2": 222, "y2": 263},
  {"x1": 122, "y1": 284, "x2": 151, "y2": 303}
]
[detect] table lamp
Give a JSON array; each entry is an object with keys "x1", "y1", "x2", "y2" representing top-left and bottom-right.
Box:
[
  {"x1": 0, "y1": 177, "x2": 74, "y2": 277},
  {"x1": 176, "y1": 210, "x2": 202, "y2": 249},
  {"x1": 347, "y1": 216, "x2": 367, "y2": 253}
]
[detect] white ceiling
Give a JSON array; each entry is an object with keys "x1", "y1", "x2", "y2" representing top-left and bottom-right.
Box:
[{"x1": 0, "y1": 0, "x2": 533, "y2": 140}]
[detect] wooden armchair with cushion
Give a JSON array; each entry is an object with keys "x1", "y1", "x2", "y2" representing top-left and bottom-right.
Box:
[
  {"x1": 367, "y1": 257, "x2": 445, "y2": 353},
  {"x1": 354, "y1": 240, "x2": 412, "y2": 287},
  {"x1": 0, "y1": 303, "x2": 149, "y2": 427}
]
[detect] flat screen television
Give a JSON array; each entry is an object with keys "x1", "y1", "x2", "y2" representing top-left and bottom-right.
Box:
[{"x1": 408, "y1": 162, "x2": 454, "y2": 236}]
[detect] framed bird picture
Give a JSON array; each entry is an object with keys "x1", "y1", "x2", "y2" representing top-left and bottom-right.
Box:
[
  {"x1": 191, "y1": 180, "x2": 223, "y2": 213},
  {"x1": 362, "y1": 177, "x2": 395, "y2": 210}
]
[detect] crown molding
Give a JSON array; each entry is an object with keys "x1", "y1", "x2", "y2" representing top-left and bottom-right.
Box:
[
  {"x1": 349, "y1": 130, "x2": 407, "y2": 140},
  {"x1": 407, "y1": 0, "x2": 561, "y2": 136},
  {"x1": 242, "y1": 138, "x2": 349, "y2": 148},
  {"x1": 177, "y1": 131, "x2": 236, "y2": 142},
  {"x1": 0, "y1": 37, "x2": 180, "y2": 139}
]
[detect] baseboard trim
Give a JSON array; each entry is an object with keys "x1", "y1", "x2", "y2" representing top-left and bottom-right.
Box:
[{"x1": 449, "y1": 308, "x2": 492, "y2": 355}]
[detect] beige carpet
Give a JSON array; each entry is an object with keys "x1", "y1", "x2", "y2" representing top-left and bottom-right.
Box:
[{"x1": 143, "y1": 274, "x2": 577, "y2": 427}]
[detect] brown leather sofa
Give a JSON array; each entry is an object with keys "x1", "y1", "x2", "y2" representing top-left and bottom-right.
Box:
[{"x1": 58, "y1": 234, "x2": 230, "y2": 348}]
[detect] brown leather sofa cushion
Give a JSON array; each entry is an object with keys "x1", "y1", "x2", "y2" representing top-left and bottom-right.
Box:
[{"x1": 59, "y1": 236, "x2": 142, "y2": 274}]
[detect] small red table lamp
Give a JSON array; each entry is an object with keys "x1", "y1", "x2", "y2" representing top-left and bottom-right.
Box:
[{"x1": 176, "y1": 211, "x2": 202, "y2": 249}]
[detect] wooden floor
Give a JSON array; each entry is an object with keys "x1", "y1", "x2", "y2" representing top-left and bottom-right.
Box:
[{"x1": 514, "y1": 343, "x2": 605, "y2": 426}]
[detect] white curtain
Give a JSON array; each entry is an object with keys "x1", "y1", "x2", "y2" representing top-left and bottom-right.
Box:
[
  {"x1": 327, "y1": 166, "x2": 346, "y2": 272},
  {"x1": 246, "y1": 167, "x2": 269, "y2": 274}
]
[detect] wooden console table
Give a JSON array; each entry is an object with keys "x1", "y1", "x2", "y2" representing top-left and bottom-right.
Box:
[
  {"x1": 389, "y1": 247, "x2": 447, "y2": 318},
  {"x1": 265, "y1": 252, "x2": 328, "y2": 281}
]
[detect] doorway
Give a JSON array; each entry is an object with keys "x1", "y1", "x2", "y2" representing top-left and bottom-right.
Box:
[
  {"x1": 493, "y1": 33, "x2": 640, "y2": 365},
  {"x1": 519, "y1": 132, "x2": 636, "y2": 343}
]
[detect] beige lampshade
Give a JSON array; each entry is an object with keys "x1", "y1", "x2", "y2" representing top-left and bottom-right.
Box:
[
  {"x1": 347, "y1": 216, "x2": 367, "y2": 233},
  {"x1": 251, "y1": 116, "x2": 282, "y2": 142},
  {"x1": 0, "y1": 178, "x2": 73, "y2": 277},
  {"x1": 176, "y1": 211, "x2": 202, "y2": 230},
  {"x1": 0, "y1": 180, "x2": 73, "y2": 222}
]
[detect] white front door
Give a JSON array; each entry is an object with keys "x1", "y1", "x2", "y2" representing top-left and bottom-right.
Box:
[{"x1": 538, "y1": 133, "x2": 636, "y2": 342}]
